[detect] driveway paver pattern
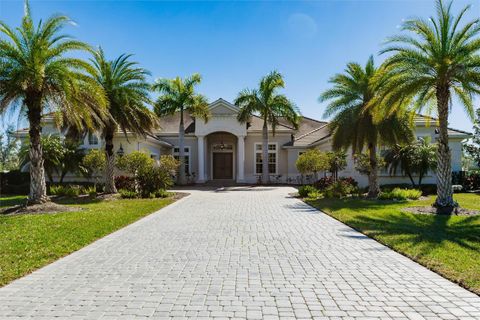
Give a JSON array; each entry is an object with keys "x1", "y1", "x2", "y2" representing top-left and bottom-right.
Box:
[{"x1": 0, "y1": 186, "x2": 479, "y2": 319}]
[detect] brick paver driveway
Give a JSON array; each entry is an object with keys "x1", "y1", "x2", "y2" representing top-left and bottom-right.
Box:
[{"x1": 1, "y1": 187, "x2": 479, "y2": 319}]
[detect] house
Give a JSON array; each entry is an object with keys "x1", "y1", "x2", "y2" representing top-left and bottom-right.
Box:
[{"x1": 14, "y1": 98, "x2": 470, "y2": 186}]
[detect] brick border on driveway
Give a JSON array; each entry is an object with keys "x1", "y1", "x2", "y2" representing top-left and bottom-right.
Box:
[{"x1": 0, "y1": 186, "x2": 479, "y2": 319}]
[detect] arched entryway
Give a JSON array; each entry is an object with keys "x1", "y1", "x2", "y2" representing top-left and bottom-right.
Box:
[
  {"x1": 206, "y1": 132, "x2": 237, "y2": 181},
  {"x1": 196, "y1": 130, "x2": 245, "y2": 183}
]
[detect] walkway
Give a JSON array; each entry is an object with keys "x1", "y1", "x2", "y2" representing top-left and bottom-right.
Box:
[{"x1": 1, "y1": 187, "x2": 479, "y2": 319}]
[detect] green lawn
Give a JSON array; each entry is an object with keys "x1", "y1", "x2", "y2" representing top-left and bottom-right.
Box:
[
  {"x1": 306, "y1": 193, "x2": 480, "y2": 294},
  {"x1": 0, "y1": 195, "x2": 174, "y2": 287}
]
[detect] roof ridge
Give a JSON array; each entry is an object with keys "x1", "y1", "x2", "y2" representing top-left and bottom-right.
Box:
[
  {"x1": 294, "y1": 123, "x2": 329, "y2": 141},
  {"x1": 300, "y1": 115, "x2": 328, "y2": 124}
]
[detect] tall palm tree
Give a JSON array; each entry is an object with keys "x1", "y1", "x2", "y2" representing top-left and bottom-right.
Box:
[
  {"x1": 320, "y1": 56, "x2": 414, "y2": 198},
  {"x1": 235, "y1": 71, "x2": 300, "y2": 184},
  {"x1": 152, "y1": 74, "x2": 210, "y2": 185},
  {"x1": 89, "y1": 48, "x2": 158, "y2": 193},
  {"x1": 376, "y1": 0, "x2": 480, "y2": 209},
  {"x1": 0, "y1": 0, "x2": 107, "y2": 203}
]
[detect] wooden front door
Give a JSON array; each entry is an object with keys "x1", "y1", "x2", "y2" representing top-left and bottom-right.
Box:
[{"x1": 213, "y1": 153, "x2": 233, "y2": 179}]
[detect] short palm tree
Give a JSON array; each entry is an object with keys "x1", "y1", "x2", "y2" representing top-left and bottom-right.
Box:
[
  {"x1": 89, "y1": 48, "x2": 158, "y2": 193},
  {"x1": 152, "y1": 74, "x2": 210, "y2": 185},
  {"x1": 0, "y1": 1, "x2": 107, "y2": 203},
  {"x1": 377, "y1": 0, "x2": 480, "y2": 209},
  {"x1": 235, "y1": 71, "x2": 300, "y2": 184},
  {"x1": 415, "y1": 137, "x2": 438, "y2": 186},
  {"x1": 383, "y1": 144, "x2": 418, "y2": 186},
  {"x1": 320, "y1": 56, "x2": 414, "y2": 198}
]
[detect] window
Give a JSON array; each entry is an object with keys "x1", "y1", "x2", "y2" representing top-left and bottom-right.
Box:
[
  {"x1": 254, "y1": 143, "x2": 277, "y2": 174},
  {"x1": 88, "y1": 133, "x2": 98, "y2": 145},
  {"x1": 173, "y1": 146, "x2": 190, "y2": 173}
]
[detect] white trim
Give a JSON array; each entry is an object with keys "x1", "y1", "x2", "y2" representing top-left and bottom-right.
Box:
[{"x1": 253, "y1": 142, "x2": 278, "y2": 175}]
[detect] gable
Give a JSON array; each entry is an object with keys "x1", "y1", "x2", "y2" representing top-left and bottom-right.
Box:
[
  {"x1": 211, "y1": 104, "x2": 238, "y2": 116},
  {"x1": 209, "y1": 99, "x2": 239, "y2": 116}
]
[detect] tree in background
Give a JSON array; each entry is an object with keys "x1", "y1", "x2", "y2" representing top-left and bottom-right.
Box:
[
  {"x1": 320, "y1": 56, "x2": 414, "y2": 198},
  {"x1": 57, "y1": 140, "x2": 84, "y2": 183},
  {"x1": 235, "y1": 71, "x2": 300, "y2": 184},
  {"x1": 415, "y1": 138, "x2": 437, "y2": 186},
  {"x1": 89, "y1": 48, "x2": 157, "y2": 194},
  {"x1": 464, "y1": 108, "x2": 480, "y2": 168},
  {"x1": 81, "y1": 149, "x2": 106, "y2": 188},
  {"x1": 0, "y1": 1, "x2": 108, "y2": 203},
  {"x1": 354, "y1": 153, "x2": 386, "y2": 181},
  {"x1": 326, "y1": 151, "x2": 347, "y2": 181},
  {"x1": 153, "y1": 74, "x2": 210, "y2": 185},
  {"x1": 376, "y1": 0, "x2": 480, "y2": 210},
  {"x1": 384, "y1": 138, "x2": 437, "y2": 187},
  {"x1": 19, "y1": 135, "x2": 85, "y2": 183},
  {"x1": 296, "y1": 149, "x2": 329, "y2": 183},
  {"x1": 0, "y1": 126, "x2": 19, "y2": 172},
  {"x1": 19, "y1": 135, "x2": 64, "y2": 183},
  {"x1": 383, "y1": 144, "x2": 418, "y2": 186}
]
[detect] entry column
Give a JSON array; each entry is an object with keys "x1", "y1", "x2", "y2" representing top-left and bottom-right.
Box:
[
  {"x1": 237, "y1": 135, "x2": 245, "y2": 182},
  {"x1": 197, "y1": 135, "x2": 205, "y2": 183}
]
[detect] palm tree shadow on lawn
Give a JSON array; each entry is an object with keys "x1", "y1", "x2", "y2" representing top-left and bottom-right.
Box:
[{"x1": 308, "y1": 198, "x2": 480, "y2": 253}]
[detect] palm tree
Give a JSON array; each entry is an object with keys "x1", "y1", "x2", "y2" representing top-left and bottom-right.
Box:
[
  {"x1": 89, "y1": 48, "x2": 158, "y2": 193},
  {"x1": 377, "y1": 0, "x2": 480, "y2": 209},
  {"x1": 320, "y1": 56, "x2": 414, "y2": 198},
  {"x1": 0, "y1": 1, "x2": 107, "y2": 203},
  {"x1": 235, "y1": 71, "x2": 300, "y2": 184},
  {"x1": 383, "y1": 144, "x2": 418, "y2": 186},
  {"x1": 152, "y1": 74, "x2": 210, "y2": 185},
  {"x1": 415, "y1": 137, "x2": 438, "y2": 186}
]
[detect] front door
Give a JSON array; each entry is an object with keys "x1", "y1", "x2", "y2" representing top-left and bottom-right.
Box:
[{"x1": 213, "y1": 153, "x2": 233, "y2": 179}]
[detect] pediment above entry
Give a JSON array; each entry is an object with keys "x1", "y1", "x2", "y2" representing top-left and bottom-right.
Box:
[{"x1": 195, "y1": 98, "x2": 247, "y2": 137}]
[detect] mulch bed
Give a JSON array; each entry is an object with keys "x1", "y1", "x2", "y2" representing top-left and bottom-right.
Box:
[
  {"x1": 1, "y1": 192, "x2": 188, "y2": 216},
  {"x1": 403, "y1": 206, "x2": 480, "y2": 216},
  {"x1": 1, "y1": 202, "x2": 82, "y2": 216}
]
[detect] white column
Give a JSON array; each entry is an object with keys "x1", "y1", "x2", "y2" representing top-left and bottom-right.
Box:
[
  {"x1": 197, "y1": 135, "x2": 205, "y2": 183},
  {"x1": 237, "y1": 135, "x2": 245, "y2": 183}
]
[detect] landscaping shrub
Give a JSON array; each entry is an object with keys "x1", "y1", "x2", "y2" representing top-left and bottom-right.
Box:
[
  {"x1": 456, "y1": 171, "x2": 480, "y2": 191},
  {"x1": 154, "y1": 189, "x2": 171, "y2": 198},
  {"x1": 119, "y1": 189, "x2": 138, "y2": 199},
  {"x1": 307, "y1": 190, "x2": 322, "y2": 199},
  {"x1": 137, "y1": 166, "x2": 174, "y2": 198},
  {"x1": 338, "y1": 177, "x2": 358, "y2": 188},
  {"x1": 298, "y1": 185, "x2": 317, "y2": 197},
  {"x1": 115, "y1": 176, "x2": 136, "y2": 192},
  {"x1": 49, "y1": 184, "x2": 82, "y2": 197},
  {"x1": 313, "y1": 176, "x2": 334, "y2": 190},
  {"x1": 324, "y1": 180, "x2": 358, "y2": 198},
  {"x1": 378, "y1": 188, "x2": 422, "y2": 200},
  {"x1": 83, "y1": 185, "x2": 97, "y2": 196}
]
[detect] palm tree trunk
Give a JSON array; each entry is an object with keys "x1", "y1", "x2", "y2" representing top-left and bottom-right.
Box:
[
  {"x1": 367, "y1": 143, "x2": 380, "y2": 198},
  {"x1": 104, "y1": 129, "x2": 117, "y2": 194},
  {"x1": 178, "y1": 108, "x2": 186, "y2": 185},
  {"x1": 407, "y1": 172, "x2": 416, "y2": 187},
  {"x1": 262, "y1": 121, "x2": 269, "y2": 184},
  {"x1": 26, "y1": 98, "x2": 48, "y2": 204},
  {"x1": 434, "y1": 85, "x2": 455, "y2": 209},
  {"x1": 418, "y1": 173, "x2": 423, "y2": 187}
]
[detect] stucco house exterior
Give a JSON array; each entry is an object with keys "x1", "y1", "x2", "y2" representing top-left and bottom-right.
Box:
[{"x1": 14, "y1": 98, "x2": 470, "y2": 186}]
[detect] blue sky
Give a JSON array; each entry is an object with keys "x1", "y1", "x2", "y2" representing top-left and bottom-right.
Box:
[{"x1": 0, "y1": 0, "x2": 478, "y2": 133}]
